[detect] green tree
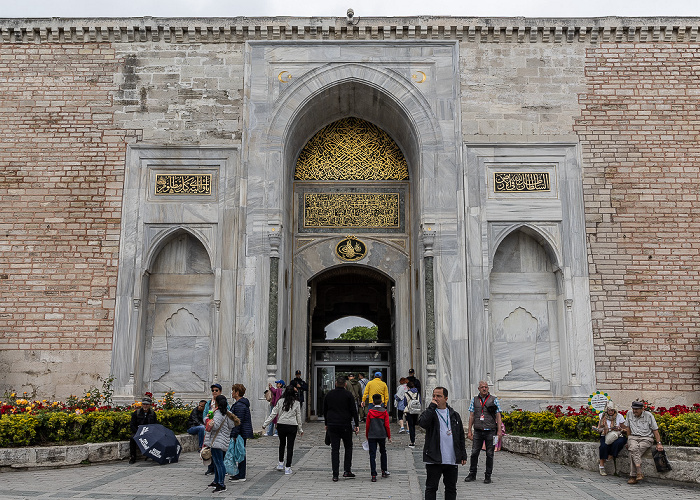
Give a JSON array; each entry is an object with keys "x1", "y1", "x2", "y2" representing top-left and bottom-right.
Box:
[{"x1": 337, "y1": 325, "x2": 378, "y2": 341}]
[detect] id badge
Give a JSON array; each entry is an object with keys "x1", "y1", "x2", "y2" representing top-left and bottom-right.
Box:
[
  {"x1": 480, "y1": 415, "x2": 485, "y2": 421},
  {"x1": 447, "y1": 429, "x2": 452, "y2": 435}
]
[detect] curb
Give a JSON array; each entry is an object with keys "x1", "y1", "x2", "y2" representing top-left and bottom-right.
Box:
[
  {"x1": 501, "y1": 435, "x2": 700, "y2": 485},
  {"x1": 0, "y1": 433, "x2": 198, "y2": 470}
]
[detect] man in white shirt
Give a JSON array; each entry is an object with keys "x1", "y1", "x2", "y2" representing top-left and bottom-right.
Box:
[{"x1": 417, "y1": 387, "x2": 467, "y2": 500}]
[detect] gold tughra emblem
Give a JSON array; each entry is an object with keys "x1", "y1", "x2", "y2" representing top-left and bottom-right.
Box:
[{"x1": 335, "y1": 236, "x2": 367, "y2": 262}]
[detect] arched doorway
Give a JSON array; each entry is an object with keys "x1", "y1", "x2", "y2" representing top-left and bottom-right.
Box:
[
  {"x1": 308, "y1": 266, "x2": 395, "y2": 417},
  {"x1": 289, "y1": 115, "x2": 413, "y2": 419}
]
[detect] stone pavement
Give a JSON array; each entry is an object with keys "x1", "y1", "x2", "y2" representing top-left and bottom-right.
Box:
[{"x1": 1, "y1": 422, "x2": 698, "y2": 500}]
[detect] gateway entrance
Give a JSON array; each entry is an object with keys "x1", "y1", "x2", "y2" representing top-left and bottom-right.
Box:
[{"x1": 308, "y1": 266, "x2": 395, "y2": 418}]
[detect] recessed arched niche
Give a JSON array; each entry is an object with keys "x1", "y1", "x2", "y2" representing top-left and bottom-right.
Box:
[
  {"x1": 141, "y1": 232, "x2": 214, "y2": 395},
  {"x1": 489, "y1": 230, "x2": 563, "y2": 393}
]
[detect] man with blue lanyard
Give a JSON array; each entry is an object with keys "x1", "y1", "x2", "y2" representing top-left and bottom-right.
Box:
[
  {"x1": 464, "y1": 380, "x2": 503, "y2": 484},
  {"x1": 418, "y1": 387, "x2": 467, "y2": 500}
]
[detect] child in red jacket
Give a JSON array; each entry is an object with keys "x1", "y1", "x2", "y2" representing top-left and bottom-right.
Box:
[{"x1": 366, "y1": 393, "x2": 392, "y2": 481}]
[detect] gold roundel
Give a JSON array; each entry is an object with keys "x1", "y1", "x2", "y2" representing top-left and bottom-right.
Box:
[{"x1": 335, "y1": 236, "x2": 367, "y2": 262}]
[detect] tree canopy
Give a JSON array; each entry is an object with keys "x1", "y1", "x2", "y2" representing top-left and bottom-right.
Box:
[{"x1": 337, "y1": 325, "x2": 378, "y2": 341}]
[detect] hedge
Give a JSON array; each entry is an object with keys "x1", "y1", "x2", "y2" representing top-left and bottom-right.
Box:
[
  {"x1": 501, "y1": 411, "x2": 700, "y2": 447},
  {"x1": 0, "y1": 409, "x2": 190, "y2": 448}
]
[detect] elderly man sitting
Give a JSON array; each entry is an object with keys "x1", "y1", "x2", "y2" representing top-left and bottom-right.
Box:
[{"x1": 621, "y1": 401, "x2": 663, "y2": 484}]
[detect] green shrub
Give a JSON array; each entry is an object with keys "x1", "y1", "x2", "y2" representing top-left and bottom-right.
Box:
[
  {"x1": 503, "y1": 410, "x2": 699, "y2": 446},
  {"x1": 0, "y1": 409, "x2": 189, "y2": 447}
]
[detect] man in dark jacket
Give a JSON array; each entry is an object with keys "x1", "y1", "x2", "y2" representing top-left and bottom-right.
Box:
[
  {"x1": 187, "y1": 399, "x2": 207, "y2": 448},
  {"x1": 417, "y1": 387, "x2": 467, "y2": 500},
  {"x1": 129, "y1": 395, "x2": 157, "y2": 464},
  {"x1": 290, "y1": 370, "x2": 309, "y2": 406},
  {"x1": 229, "y1": 383, "x2": 254, "y2": 482},
  {"x1": 323, "y1": 376, "x2": 360, "y2": 481}
]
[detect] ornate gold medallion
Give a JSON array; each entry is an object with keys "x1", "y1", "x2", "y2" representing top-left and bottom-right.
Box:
[{"x1": 335, "y1": 236, "x2": 367, "y2": 262}]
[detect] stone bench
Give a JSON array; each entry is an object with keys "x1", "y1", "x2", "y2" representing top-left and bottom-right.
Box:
[
  {"x1": 502, "y1": 435, "x2": 700, "y2": 484},
  {"x1": 0, "y1": 433, "x2": 198, "y2": 470}
]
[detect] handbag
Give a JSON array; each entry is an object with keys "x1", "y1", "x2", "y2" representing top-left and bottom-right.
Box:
[
  {"x1": 604, "y1": 430, "x2": 620, "y2": 445},
  {"x1": 200, "y1": 446, "x2": 212, "y2": 460},
  {"x1": 652, "y1": 449, "x2": 672, "y2": 472}
]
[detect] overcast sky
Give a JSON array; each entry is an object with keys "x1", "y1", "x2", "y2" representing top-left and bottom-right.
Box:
[{"x1": 2, "y1": 0, "x2": 699, "y2": 19}]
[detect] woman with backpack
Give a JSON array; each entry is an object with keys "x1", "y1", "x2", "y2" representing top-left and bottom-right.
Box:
[
  {"x1": 394, "y1": 377, "x2": 409, "y2": 434},
  {"x1": 403, "y1": 380, "x2": 421, "y2": 448},
  {"x1": 262, "y1": 385, "x2": 304, "y2": 475}
]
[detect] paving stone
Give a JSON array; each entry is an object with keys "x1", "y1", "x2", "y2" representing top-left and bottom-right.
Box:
[{"x1": 0, "y1": 423, "x2": 698, "y2": 499}]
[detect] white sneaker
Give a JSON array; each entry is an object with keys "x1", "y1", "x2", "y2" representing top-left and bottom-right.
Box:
[
  {"x1": 399, "y1": 428, "x2": 405, "y2": 433},
  {"x1": 285, "y1": 467, "x2": 293, "y2": 475},
  {"x1": 276, "y1": 461, "x2": 284, "y2": 470}
]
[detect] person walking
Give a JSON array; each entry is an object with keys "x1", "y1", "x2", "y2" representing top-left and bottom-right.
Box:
[
  {"x1": 229, "y1": 384, "x2": 254, "y2": 482},
  {"x1": 418, "y1": 387, "x2": 468, "y2": 500},
  {"x1": 394, "y1": 377, "x2": 409, "y2": 434},
  {"x1": 129, "y1": 394, "x2": 157, "y2": 464},
  {"x1": 205, "y1": 395, "x2": 240, "y2": 493},
  {"x1": 361, "y1": 371, "x2": 389, "y2": 412},
  {"x1": 403, "y1": 380, "x2": 421, "y2": 448},
  {"x1": 366, "y1": 393, "x2": 392, "y2": 482},
  {"x1": 262, "y1": 386, "x2": 304, "y2": 475},
  {"x1": 407, "y1": 368, "x2": 422, "y2": 398},
  {"x1": 323, "y1": 375, "x2": 360, "y2": 481},
  {"x1": 358, "y1": 373, "x2": 369, "y2": 421},
  {"x1": 464, "y1": 380, "x2": 503, "y2": 484},
  {"x1": 346, "y1": 373, "x2": 363, "y2": 414},
  {"x1": 203, "y1": 383, "x2": 226, "y2": 475}
]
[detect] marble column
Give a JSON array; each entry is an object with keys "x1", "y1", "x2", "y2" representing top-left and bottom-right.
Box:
[
  {"x1": 267, "y1": 229, "x2": 281, "y2": 385},
  {"x1": 423, "y1": 231, "x2": 437, "y2": 389}
]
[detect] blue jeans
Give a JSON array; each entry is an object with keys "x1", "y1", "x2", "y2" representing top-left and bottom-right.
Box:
[
  {"x1": 368, "y1": 438, "x2": 387, "y2": 476},
  {"x1": 599, "y1": 434, "x2": 627, "y2": 460},
  {"x1": 211, "y1": 448, "x2": 226, "y2": 487},
  {"x1": 187, "y1": 425, "x2": 205, "y2": 448}
]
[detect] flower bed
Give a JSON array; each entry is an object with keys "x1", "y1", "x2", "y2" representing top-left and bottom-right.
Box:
[
  {"x1": 502, "y1": 403, "x2": 700, "y2": 447},
  {"x1": 0, "y1": 382, "x2": 191, "y2": 448}
]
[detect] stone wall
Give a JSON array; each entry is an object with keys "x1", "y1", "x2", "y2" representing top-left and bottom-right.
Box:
[
  {"x1": 575, "y1": 43, "x2": 700, "y2": 404},
  {"x1": 0, "y1": 17, "x2": 698, "y2": 404},
  {"x1": 0, "y1": 43, "x2": 126, "y2": 396}
]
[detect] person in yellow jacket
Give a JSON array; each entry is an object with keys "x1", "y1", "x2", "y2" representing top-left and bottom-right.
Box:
[{"x1": 361, "y1": 372, "x2": 390, "y2": 410}]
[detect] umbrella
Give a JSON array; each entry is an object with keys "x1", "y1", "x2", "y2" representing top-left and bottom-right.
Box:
[{"x1": 133, "y1": 424, "x2": 181, "y2": 465}]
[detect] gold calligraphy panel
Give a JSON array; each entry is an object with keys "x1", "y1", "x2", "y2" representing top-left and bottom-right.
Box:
[
  {"x1": 304, "y1": 193, "x2": 400, "y2": 228},
  {"x1": 155, "y1": 174, "x2": 212, "y2": 195},
  {"x1": 494, "y1": 172, "x2": 550, "y2": 192},
  {"x1": 295, "y1": 117, "x2": 409, "y2": 181}
]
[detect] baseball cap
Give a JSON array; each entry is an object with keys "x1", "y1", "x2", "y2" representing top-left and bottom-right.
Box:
[
  {"x1": 409, "y1": 368, "x2": 415, "y2": 374},
  {"x1": 374, "y1": 371, "x2": 382, "y2": 377},
  {"x1": 210, "y1": 383, "x2": 222, "y2": 391},
  {"x1": 295, "y1": 370, "x2": 301, "y2": 375},
  {"x1": 275, "y1": 379, "x2": 285, "y2": 385}
]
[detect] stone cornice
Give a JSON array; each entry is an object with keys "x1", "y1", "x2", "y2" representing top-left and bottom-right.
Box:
[{"x1": 0, "y1": 17, "x2": 699, "y2": 44}]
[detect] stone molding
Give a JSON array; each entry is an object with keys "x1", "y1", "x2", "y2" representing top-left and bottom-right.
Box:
[
  {"x1": 503, "y1": 435, "x2": 700, "y2": 485},
  {"x1": 0, "y1": 434, "x2": 198, "y2": 470},
  {"x1": 1, "y1": 18, "x2": 699, "y2": 44}
]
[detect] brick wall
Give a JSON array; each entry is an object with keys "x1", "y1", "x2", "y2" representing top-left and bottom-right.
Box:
[
  {"x1": 0, "y1": 44, "x2": 126, "y2": 353},
  {"x1": 577, "y1": 43, "x2": 700, "y2": 393}
]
